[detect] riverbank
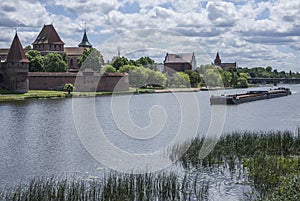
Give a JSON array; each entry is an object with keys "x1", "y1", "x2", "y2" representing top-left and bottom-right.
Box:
[{"x1": 0, "y1": 88, "x2": 203, "y2": 102}]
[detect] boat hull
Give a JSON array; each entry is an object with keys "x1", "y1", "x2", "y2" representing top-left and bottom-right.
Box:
[{"x1": 210, "y1": 88, "x2": 291, "y2": 105}]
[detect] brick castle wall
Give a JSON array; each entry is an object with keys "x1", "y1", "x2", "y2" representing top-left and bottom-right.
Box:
[{"x1": 28, "y1": 72, "x2": 129, "y2": 92}]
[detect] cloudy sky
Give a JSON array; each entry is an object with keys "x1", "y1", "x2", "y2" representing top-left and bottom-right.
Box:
[{"x1": 0, "y1": 0, "x2": 299, "y2": 71}]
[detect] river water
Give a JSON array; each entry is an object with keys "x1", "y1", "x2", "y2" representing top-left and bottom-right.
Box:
[{"x1": 0, "y1": 84, "x2": 299, "y2": 200}]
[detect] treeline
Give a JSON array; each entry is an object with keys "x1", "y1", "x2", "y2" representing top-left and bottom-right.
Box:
[{"x1": 26, "y1": 49, "x2": 299, "y2": 88}]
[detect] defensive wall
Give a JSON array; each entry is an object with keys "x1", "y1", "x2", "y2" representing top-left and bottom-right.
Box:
[{"x1": 28, "y1": 72, "x2": 129, "y2": 92}]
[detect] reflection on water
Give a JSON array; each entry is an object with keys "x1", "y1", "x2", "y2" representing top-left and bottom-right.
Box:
[{"x1": 0, "y1": 84, "x2": 299, "y2": 200}]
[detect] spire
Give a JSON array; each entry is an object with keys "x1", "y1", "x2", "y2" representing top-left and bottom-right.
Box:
[
  {"x1": 78, "y1": 28, "x2": 92, "y2": 48},
  {"x1": 214, "y1": 52, "x2": 221, "y2": 65},
  {"x1": 6, "y1": 32, "x2": 29, "y2": 63}
]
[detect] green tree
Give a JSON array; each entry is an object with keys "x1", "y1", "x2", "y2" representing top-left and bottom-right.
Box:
[
  {"x1": 64, "y1": 83, "x2": 75, "y2": 95},
  {"x1": 43, "y1": 53, "x2": 68, "y2": 72},
  {"x1": 78, "y1": 48, "x2": 104, "y2": 71},
  {"x1": 168, "y1": 72, "x2": 191, "y2": 88},
  {"x1": 203, "y1": 69, "x2": 222, "y2": 87},
  {"x1": 103, "y1": 65, "x2": 116, "y2": 73},
  {"x1": 118, "y1": 65, "x2": 136, "y2": 73},
  {"x1": 111, "y1": 56, "x2": 130, "y2": 70},
  {"x1": 129, "y1": 67, "x2": 149, "y2": 87},
  {"x1": 184, "y1": 70, "x2": 201, "y2": 87},
  {"x1": 220, "y1": 70, "x2": 232, "y2": 87},
  {"x1": 136, "y1": 56, "x2": 156, "y2": 70},
  {"x1": 26, "y1": 50, "x2": 44, "y2": 72},
  {"x1": 146, "y1": 69, "x2": 167, "y2": 87}
]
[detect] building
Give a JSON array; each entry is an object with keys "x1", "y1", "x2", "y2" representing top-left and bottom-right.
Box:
[
  {"x1": 163, "y1": 53, "x2": 196, "y2": 73},
  {"x1": 32, "y1": 24, "x2": 65, "y2": 55},
  {"x1": 0, "y1": 27, "x2": 129, "y2": 93},
  {"x1": 0, "y1": 33, "x2": 29, "y2": 93},
  {"x1": 214, "y1": 52, "x2": 237, "y2": 70}
]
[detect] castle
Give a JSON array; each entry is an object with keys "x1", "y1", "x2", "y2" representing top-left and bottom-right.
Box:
[
  {"x1": 0, "y1": 24, "x2": 128, "y2": 93},
  {"x1": 214, "y1": 52, "x2": 237, "y2": 70}
]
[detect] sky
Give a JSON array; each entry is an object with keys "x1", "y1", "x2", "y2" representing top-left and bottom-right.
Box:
[{"x1": 0, "y1": 0, "x2": 300, "y2": 71}]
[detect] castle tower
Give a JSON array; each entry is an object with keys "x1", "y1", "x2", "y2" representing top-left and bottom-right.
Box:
[
  {"x1": 32, "y1": 24, "x2": 65, "y2": 55},
  {"x1": 214, "y1": 52, "x2": 221, "y2": 66},
  {"x1": 78, "y1": 29, "x2": 92, "y2": 48},
  {"x1": 4, "y1": 32, "x2": 29, "y2": 93}
]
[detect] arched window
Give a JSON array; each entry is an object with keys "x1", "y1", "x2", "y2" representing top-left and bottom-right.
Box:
[{"x1": 70, "y1": 58, "x2": 73, "y2": 67}]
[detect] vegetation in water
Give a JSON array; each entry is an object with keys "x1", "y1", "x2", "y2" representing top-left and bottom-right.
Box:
[
  {"x1": 0, "y1": 172, "x2": 209, "y2": 201},
  {"x1": 174, "y1": 130, "x2": 300, "y2": 200}
]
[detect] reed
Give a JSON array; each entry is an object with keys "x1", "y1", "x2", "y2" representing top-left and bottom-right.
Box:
[{"x1": 0, "y1": 172, "x2": 209, "y2": 201}]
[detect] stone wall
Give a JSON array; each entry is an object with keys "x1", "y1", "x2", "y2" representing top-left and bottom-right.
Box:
[{"x1": 28, "y1": 72, "x2": 129, "y2": 92}]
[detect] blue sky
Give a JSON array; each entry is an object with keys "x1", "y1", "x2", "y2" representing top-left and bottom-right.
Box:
[{"x1": 0, "y1": 0, "x2": 299, "y2": 71}]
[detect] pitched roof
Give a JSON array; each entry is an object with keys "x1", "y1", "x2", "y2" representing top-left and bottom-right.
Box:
[
  {"x1": 215, "y1": 52, "x2": 221, "y2": 63},
  {"x1": 32, "y1": 24, "x2": 64, "y2": 45},
  {"x1": 78, "y1": 30, "x2": 92, "y2": 48},
  {"x1": 6, "y1": 33, "x2": 29, "y2": 63},
  {"x1": 64, "y1": 47, "x2": 85, "y2": 56},
  {"x1": 164, "y1": 53, "x2": 194, "y2": 64}
]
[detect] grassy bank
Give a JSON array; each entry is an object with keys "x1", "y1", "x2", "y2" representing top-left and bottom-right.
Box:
[{"x1": 0, "y1": 88, "x2": 202, "y2": 102}]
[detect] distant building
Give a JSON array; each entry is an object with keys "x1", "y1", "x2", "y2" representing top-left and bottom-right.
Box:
[
  {"x1": 214, "y1": 52, "x2": 237, "y2": 70},
  {"x1": 0, "y1": 33, "x2": 29, "y2": 93},
  {"x1": 32, "y1": 24, "x2": 65, "y2": 55},
  {"x1": 164, "y1": 53, "x2": 196, "y2": 73},
  {"x1": 0, "y1": 24, "x2": 97, "y2": 72}
]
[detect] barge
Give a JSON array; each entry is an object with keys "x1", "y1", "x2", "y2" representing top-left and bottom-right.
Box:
[{"x1": 210, "y1": 87, "x2": 292, "y2": 105}]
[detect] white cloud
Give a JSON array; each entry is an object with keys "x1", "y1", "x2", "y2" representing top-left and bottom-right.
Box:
[{"x1": 0, "y1": 0, "x2": 299, "y2": 71}]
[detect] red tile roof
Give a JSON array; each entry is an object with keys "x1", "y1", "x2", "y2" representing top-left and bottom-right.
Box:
[
  {"x1": 32, "y1": 24, "x2": 64, "y2": 45},
  {"x1": 6, "y1": 33, "x2": 29, "y2": 63}
]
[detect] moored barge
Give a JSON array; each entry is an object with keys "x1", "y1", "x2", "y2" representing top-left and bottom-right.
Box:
[{"x1": 210, "y1": 87, "x2": 292, "y2": 105}]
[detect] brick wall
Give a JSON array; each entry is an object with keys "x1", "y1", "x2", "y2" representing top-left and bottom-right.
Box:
[{"x1": 28, "y1": 72, "x2": 129, "y2": 92}]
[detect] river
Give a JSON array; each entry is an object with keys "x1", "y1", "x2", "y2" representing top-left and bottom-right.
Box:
[{"x1": 0, "y1": 84, "x2": 299, "y2": 200}]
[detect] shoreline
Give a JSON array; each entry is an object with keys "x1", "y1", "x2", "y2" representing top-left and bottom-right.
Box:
[{"x1": 0, "y1": 84, "x2": 288, "y2": 102}]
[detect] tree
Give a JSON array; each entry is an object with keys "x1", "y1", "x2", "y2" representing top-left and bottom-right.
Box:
[
  {"x1": 136, "y1": 56, "x2": 156, "y2": 70},
  {"x1": 103, "y1": 65, "x2": 116, "y2": 73},
  {"x1": 78, "y1": 48, "x2": 104, "y2": 71},
  {"x1": 146, "y1": 69, "x2": 167, "y2": 87},
  {"x1": 203, "y1": 69, "x2": 222, "y2": 87},
  {"x1": 118, "y1": 65, "x2": 136, "y2": 73},
  {"x1": 220, "y1": 70, "x2": 232, "y2": 87},
  {"x1": 43, "y1": 53, "x2": 68, "y2": 72},
  {"x1": 184, "y1": 70, "x2": 201, "y2": 87},
  {"x1": 129, "y1": 67, "x2": 149, "y2": 87},
  {"x1": 168, "y1": 72, "x2": 191, "y2": 88},
  {"x1": 64, "y1": 83, "x2": 75, "y2": 95},
  {"x1": 111, "y1": 56, "x2": 130, "y2": 70},
  {"x1": 24, "y1": 45, "x2": 32, "y2": 50},
  {"x1": 26, "y1": 50, "x2": 44, "y2": 72}
]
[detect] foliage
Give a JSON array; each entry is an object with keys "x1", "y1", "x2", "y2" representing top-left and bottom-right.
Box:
[
  {"x1": 129, "y1": 67, "x2": 149, "y2": 87},
  {"x1": 136, "y1": 56, "x2": 156, "y2": 70},
  {"x1": 26, "y1": 50, "x2": 44, "y2": 72},
  {"x1": 129, "y1": 67, "x2": 167, "y2": 87},
  {"x1": 103, "y1": 65, "x2": 116, "y2": 73},
  {"x1": 184, "y1": 70, "x2": 202, "y2": 87},
  {"x1": 78, "y1": 48, "x2": 104, "y2": 71},
  {"x1": 168, "y1": 72, "x2": 191, "y2": 88},
  {"x1": 111, "y1": 56, "x2": 130, "y2": 70},
  {"x1": 43, "y1": 53, "x2": 68, "y2": 72},
  {"x1": 146, "y1": 69, "x2": 167, "y2": 87},
  {"x1": 203, "y1": 69, "x2": 222, "y2": 87},
  {"x1": 0, "y1": 172, "x2": 209, "y2": 201},
  {"x1": 63, "y1": 83, "x2": 75, "y2": 95},
  {"x1": 118, "y1": 65, "x2": 136, "y2": 73}
]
